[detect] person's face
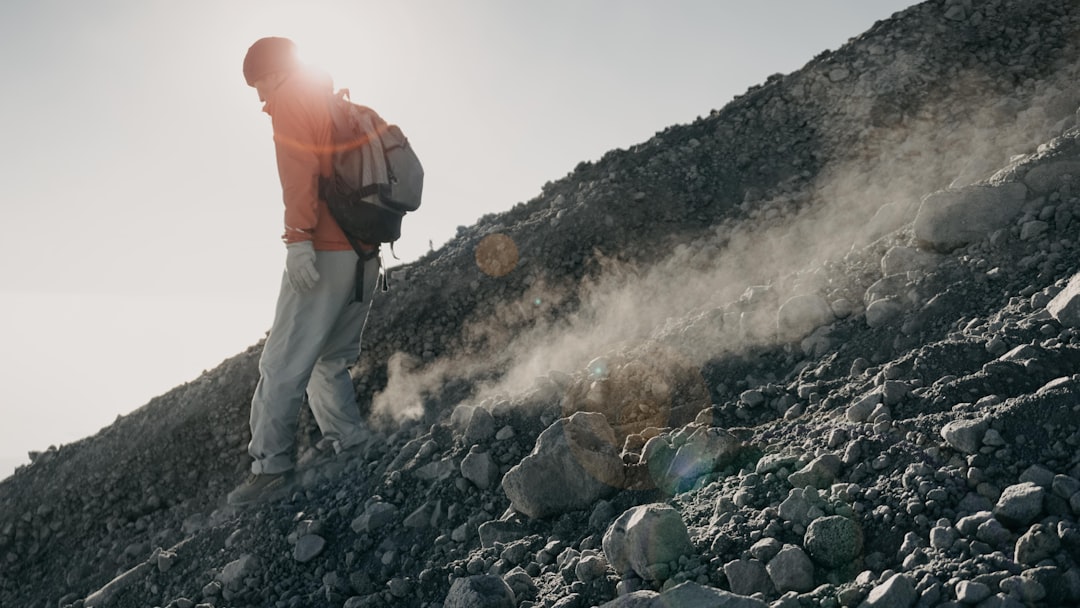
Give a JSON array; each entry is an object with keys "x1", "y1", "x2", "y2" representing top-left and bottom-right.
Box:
[{"x1": 252, "y1": 72, "x2": 286, "y2": 103}]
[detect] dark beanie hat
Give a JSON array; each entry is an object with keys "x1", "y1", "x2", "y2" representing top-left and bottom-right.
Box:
[{"x1": 243, "y1": 37, "x2": 300, "y2": 86}]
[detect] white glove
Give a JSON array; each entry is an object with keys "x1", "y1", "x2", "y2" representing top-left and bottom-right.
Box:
[{"x1": 285, "y1": 241, "x2": 320, "y2": 291}]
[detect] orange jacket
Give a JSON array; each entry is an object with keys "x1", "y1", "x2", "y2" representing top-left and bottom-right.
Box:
[{"x1": 263, "y1": 70, "x2": 352, "y2": 251}]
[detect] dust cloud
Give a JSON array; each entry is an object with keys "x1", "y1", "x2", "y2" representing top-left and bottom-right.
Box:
[{"x1": 371, "y1": 74, "x2": 1080, "y2": 424}]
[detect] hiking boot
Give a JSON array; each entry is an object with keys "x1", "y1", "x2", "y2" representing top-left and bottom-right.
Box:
[
  {"x1": 297, "y1": 428, "x2": 373, "y2": 470},
  {"x1": 226, "y1": 471, "x2": 294, "y2": 506},
  {"x1": 297, "y1": 437, "x2": 339, "y2": 470}
]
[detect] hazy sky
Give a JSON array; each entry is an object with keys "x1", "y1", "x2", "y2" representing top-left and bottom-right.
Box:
[{"x1": 0, "y1": 0, "x2": 916, "y2": 479}]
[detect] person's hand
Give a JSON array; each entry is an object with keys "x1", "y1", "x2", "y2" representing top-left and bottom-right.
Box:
[{"x1": 285, "y1": 241, "x2": 320, "y2": 291}]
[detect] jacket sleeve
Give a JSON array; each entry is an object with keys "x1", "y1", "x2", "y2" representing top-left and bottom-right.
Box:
[{"x1": 271, "y1": 93, "x2": 321, "y2": 244}]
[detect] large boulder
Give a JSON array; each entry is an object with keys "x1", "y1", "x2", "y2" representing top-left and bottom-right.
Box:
[
  {"x1": 501, "y1": 412, "x2": 625, "y2": 519},
  {"x1": 777, "y1": 294, "x2": 835, "y2": 340},
  {"x1": 913, "y1": 183, "x2": 1028, "y2": 252},
  {"x1": 603, "y1": 503, "x2": 694, "y2": 582},
  {"x1": 646, "y1": 426, "x2": 745, "y2": 495},
  {"x1": 804, "y1": 515, "x2": 864, "y2": 568},
  {"x1": 994, "y1": 482, "x2": 1046, "y2": 528}
]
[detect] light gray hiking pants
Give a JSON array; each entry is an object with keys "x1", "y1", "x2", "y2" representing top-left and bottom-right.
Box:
[{"x1": 248, "y1": 249, "x2": 380, "y2": 475}]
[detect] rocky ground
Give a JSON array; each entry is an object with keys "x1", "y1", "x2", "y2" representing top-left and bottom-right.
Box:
[{"x1": 5, "y1": 1, "x2": 1080, "y2": 607}]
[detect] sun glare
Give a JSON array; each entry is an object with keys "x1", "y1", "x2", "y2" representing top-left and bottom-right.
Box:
[{"x1": 231, "y1": 1, "x2": 370, "y2": 90}]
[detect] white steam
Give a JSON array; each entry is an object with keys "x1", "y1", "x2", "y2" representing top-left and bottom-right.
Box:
[{"x1": 372, "y1": 68, "x2": 1080, "y2": 423}]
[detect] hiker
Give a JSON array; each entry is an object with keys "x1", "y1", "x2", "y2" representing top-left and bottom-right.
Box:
[{"x1": 228, "y1": 37, "x2": 379, "y2": 506}]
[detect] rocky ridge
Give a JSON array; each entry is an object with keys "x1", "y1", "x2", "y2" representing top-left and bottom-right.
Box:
[{"x1": 5, "y1": 1, "x2": 1080, "y2": 607}]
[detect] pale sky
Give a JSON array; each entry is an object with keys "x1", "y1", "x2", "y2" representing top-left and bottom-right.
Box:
[{"x1": 0, "y1": 0, "x2": 916, "y2": 479}]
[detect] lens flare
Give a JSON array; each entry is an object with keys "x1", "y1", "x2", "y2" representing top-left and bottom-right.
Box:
[{"x1": 475, "y1": 233, "x2": 519, "y2": 277}]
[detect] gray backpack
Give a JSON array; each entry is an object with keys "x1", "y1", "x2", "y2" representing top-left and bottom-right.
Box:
[{"x1": 319, "y1": 90, "x2": 424, "y2": 249}]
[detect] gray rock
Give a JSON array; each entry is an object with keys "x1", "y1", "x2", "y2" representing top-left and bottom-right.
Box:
[
  {"x1": 858, "y1": 573, "x2": 917, "y2": 608},
  {"x1": 502, "y1": 412, "x2": 625, "y2": 519},
  {"x1": 788, "y1": 454, "x2": 843, "y2": 489},
  {"x1": 940, "y1": 418, "x2": 988, "y2": 454},
  {"x1": 755, "y1": 452, "x2": 802, "y2": 475},
  {"x1": 83, "y1": 560, "x2": 154, "y2": 608},
  {"x1": 596, "y1": 590, "x2": 659, "y2": 608},
  {"x1": 449, "y1": 404, "x2": 477, "y2": 431},
  {"x1": 218, "y1": 553, "x2": 259, "y2": 590},
  {"x1": 847, "y1": 391, "x2": 882, "y2": 423},
  {"x1": 404, "y1": 500, "x2": 439, "y2": 528},
  {"x1": 955, "y1": 580, "x2": 992, "y2": 604},
  {"x1": 766, "y1": 544, "x2": 814, "y2": 593},
  {"x1": 414, "y1": 457, "x2": 456, "y2": 481},
  {"x1": 777, "y1": 294, "x2": 834, "y2": 339},
  {"x1": 723, "y1": 558, "x2": 772, "y2": 596},
  {"x1": 293, "y1": 534, "x2": 326, "y2": 563},
  {"x1": 1023, "y1": 566, "x2": 1077, "y2": 606},
  {"x1": 1048, "y1": 272, "x2": 1080, "y2": 327},
  {"x1": 201, "y1": 580, "x2": 222, "y2": 597},
  {"x1": 658, "y1": 426, "x2": 743, "y2": 494},
  {"x1": 461, "y1": 449, "x2": 498, "y2": 490},
  {"x1": 1001, "y1": 574, "x2": 1046, "y2": 603},
  {"x1": 879, "y1": 382, "x2": 906, "y2": 408},
  {"x1": 156, "y1": 550, "x2": 177, "y2": 573},
  {"x1": 589, "y1": 500, "x2": 617, "y2": 532},
  {"x1": 930, "y1": 525, "x2": 958, "y2": 549},
  {"x1": 739, "y1": 389, "x2": 766, "y2": 408},
  {"x1": 478, "y1": 519, "x2": 529, "y2": 549},
  {"x1": 865, "y1": 274, "x2": 910, "y2": 306},
  {"x1": 443, "y1": 575, "x2": 516, "y2": 608},
  {"x1": 1053, "y1": 474, "x2": 1080, "y2": 499},
  {"x1": 994, "y1": 482, "x2": 1045, "y2": 528},
  {"x1": 502, "y1": 566, "x2": 537, "y2": 596},
  {"x1": 913, "y1": 183, "x2": 1028, "y2": 252},
  {"x1": 1020, "y1": 219, "x2": 1049, "y2": 240},
  {"x1": 575, "y1": 553, "x2": 609, "y2": 582},
  {"x1": 749, "y1": 537, "x2": 783, "y2": 562},
  {"x1": 881, "y1": 246, "x2": 942, "y2": 276},
  {"x1": 388, "y1": 577, "x2": 412, "y2": 598},
  {"x1": 602, "y1": 503, "x2": 693, "y2": 581},
  {"x1": 1015, "y1": 524, "x2": 1061, "y2": 565},
  {"x1": 386, "y1": 436, "x2": 424, "y2": 473},
  {"x1": 464, "y1": 406, "x2": 497, "y2": 445},
  {"x1": 351, "y1": 502, "x2": 399, "y2": 534},
  {"x1": 866, "y1": 299, "x2": 905, "y2": 328},
  {"x1": 975, "y1": 517, "x2": 1011, "y2": 547},
  {"x1": 804, "y1": 515, "x2": 864, "y2": 567},
  {"x1": 1019, "y1": 464, "x2": 1056, "y2": 488},
  {"x1": 499, "y1": 540, "x2": 529, "y2": 566},
  {"x1": 652, "y1": 581, "x2": 767, "y2": 608},
  {"x1": 778, "y1": 487, "x2": 826, "y2": 527},
  {"x1": 1022, "y1": 160, "x2": 1080, "y2": 194},
  {"x1": 956, "y1": 511, "x2": 995, "y2": 536}
]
